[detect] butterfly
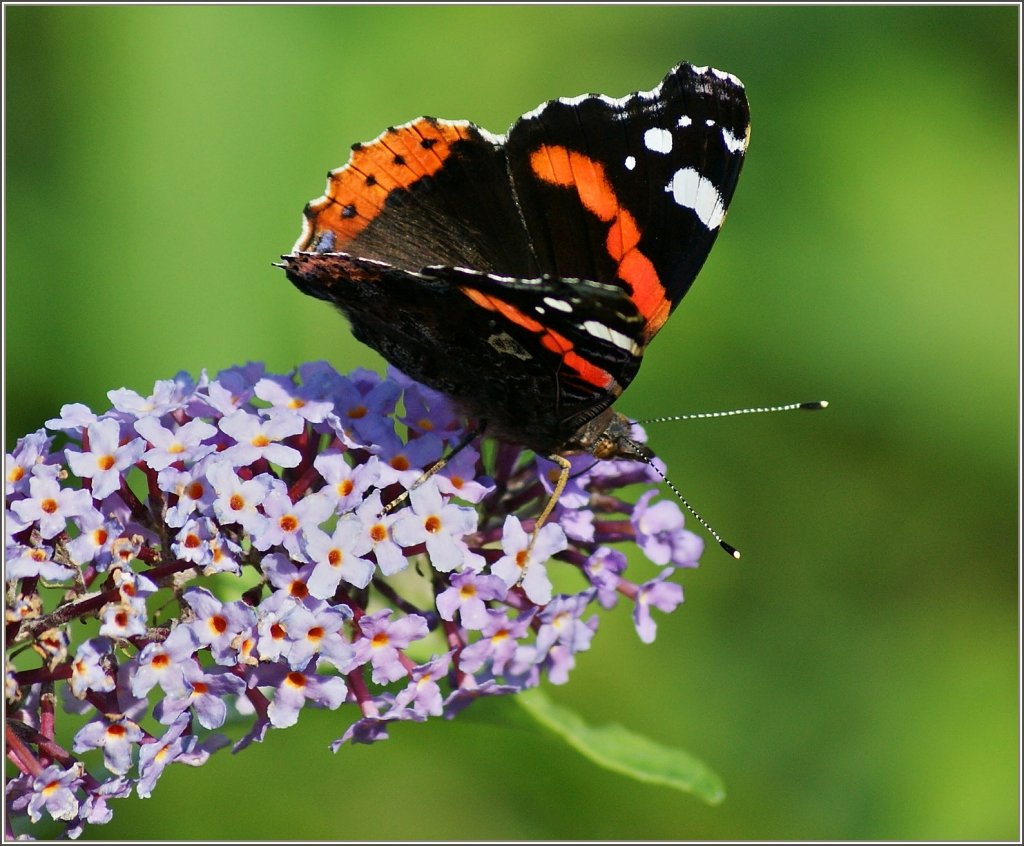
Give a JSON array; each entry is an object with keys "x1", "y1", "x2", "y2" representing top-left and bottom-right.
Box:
[{"x1": 281, "y1": 62, "x2": 751, "y2": 551}]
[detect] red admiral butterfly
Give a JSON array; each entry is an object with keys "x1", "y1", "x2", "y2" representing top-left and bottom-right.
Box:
[{"x1": 282, "y1": 62, "x2": 753, "y2": 553}]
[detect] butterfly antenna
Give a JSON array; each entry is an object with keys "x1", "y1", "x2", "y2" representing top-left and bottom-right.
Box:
[
  {"x1": 628, "y1": 399, "x2": 829, "y2": 557},
  {"x1": 622, "y1": 437, "x2": 741, "y2": 559},
  {"x1": 637, "y1": 400, "x2": 828, "y2": 425}
]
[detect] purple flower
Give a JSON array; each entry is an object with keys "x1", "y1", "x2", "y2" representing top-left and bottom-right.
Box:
[
  {"x1": 207, "y1": 460, "x2": 274, "y2": 532},
  {"x1": 10, "y1": 475, "x2": 93, "y2": 539},
  {"x1": 154, "y1": 663, "x2": 246, "y2": 729},
  {"x1": 218, "y1": 408, "x2": 303, "y2": 468},
  {"x1": 72, "y1": 715, "x2": 144, "y2": 776},
  {"x1": 137, "y1": 718, "x2": 193, "y2": 798},
  {"x1": 171, "y1": 516, "x2": 220, "y2": 566},
  {"x1": 392, "y1": 653, "x2": 451, "y2": 717},
  {"x1": 352, "y1": 492, "x2": 406, "y2": 576},
  {"x1": 256, "y1": 664, "x2": 348, "y2": 728},
  {"x1": 66, "y1": 506, "x2": 124, "y2": 568},
  {"x1": 330, "y1": 372, "x2": 401, "y2": 443},
  {"x1": 181, "y1": 587, "x2": 257, "y2": 665},
  {"x1": 254, "y1": 375, "x2": 334, "y2": 423},
  {"x1": 45, "y1": 402, "x2": 98, "y2": 432},
  {"x1": 108, "y1": 372, "x2": 198, "y2": 417},
  {"x1": 373, "y1": 428, "x2": 445, "y2": 489},
  {"x1": 275, "y1": 601, "x2": 355, "y2": 672},
  {"x1": 431, "y1": 445, "x2": 493, "y2": 504},
  {"x1": 442, "y1": 678, "x2": 525, "y2": 717},
  {"x1": 69, "y1": 775, "x2": 131, "y2": 834},
  {"x1": 633, "y1": 571, "x2": 685, "y2": 644},
  {"x1": 390, "y1": 478, "x2": 477, "y2": 572},
  {"x1": 158, "y1": 463, "x2": 218, "y2": 528},
  {"x1": 632, "y1": 490, "x2": 704, "y2": 567},
  {"x1": 254, "y1": 592, "x2": 295, "y2": 662},
  {"x1": 69, "y1": 637, "x2": 116, "y2": 698},
  {"x1": 252, "y1": 489, "x2": 333, "y2": 557},
  {"x1": 136, "y1": 717, "x2": 227, "y2": 799},
  {"x1": 260, "y1": 552, "x2": 316, "y2": 601},
  {"x1": 583, "y1": 547, "x2": 627, "y2": 609},
  {"x1": 5, "y1": 430, "x2": 56, "y2": 496},
  {"x1": 22, "y1": 762, "x2": 85, "y2": 822},
  {"x1": 305, "y1": 514, "x2": 375, "y2": 596},
  {"x1": 4, "y1": 361, "x2": 709, "y2": 836},
  {"x1": 130, "y1": 625, "x2": 199, "y2": 697},
  {"x1": 64, "y1": 418, "x2": 145, "y2": 499},
  {"x1": 394, "y1": 369, "x2": 462, "y2": 436},
  {"x1": 457, "y1": 608, "x2": 536, "y2": 677},
  {"x1": 313, "y1": 451, "x2": 380, "y2": 512},
  {"x1": 98, "y1": 598, "x2": 148, "y2": 640},
  {"x1": 435, "y1": 571, "x2": 508, "y2": 629},
  {"x1": 6, "y1": 543, "x2": 77, "y2": 582},
  {"x1": 535, "y1": 453, "x2": 594, "y2": 509},
  {"x1": 134, "y1": 416, "x2": 217, "y2": 471},
  {"x1": 491, "y1": 515, "x2": 567, "y2": 606},
  {"x1": 352, "y1": 610, "x2": 429, "y2": 684},
  {"x1": 535, "y1": 592, "x2": 598, "y2": 656}
]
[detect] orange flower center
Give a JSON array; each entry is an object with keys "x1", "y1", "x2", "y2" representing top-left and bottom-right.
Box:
[{"x1": 279, "y1": 515, "x2": 298, "y2": 533}]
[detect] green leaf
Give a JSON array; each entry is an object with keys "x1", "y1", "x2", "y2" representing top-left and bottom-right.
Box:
[{"x1": 514, "y1": 688, "x2": 726, "y2": 805}]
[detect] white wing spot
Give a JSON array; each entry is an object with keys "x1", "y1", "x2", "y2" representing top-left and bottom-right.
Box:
[
  {"x1": 705, "y1": 118, "x2": 716, "y2": 127},
  {"x1": 721, "y1": 127, "x2": 747, "y2": 154},
  {"x1": 624, "y1": 155, "x2": 637, "y2": 171},
  {"x1": 542, "y1": 297, "x2": 573, "y2": 313},
  {"x1": 665, "y1": 168, "x2": 725, "y2": 230},
  {"x1": 643, "y1": 127, "x2": 673, "y2": 154},
  {"x1": 677, "y1": 115, "x2": 692, "y2": 128},
  {"x1": 582, "y1": 321, "x2": 640, "y2": 354}
]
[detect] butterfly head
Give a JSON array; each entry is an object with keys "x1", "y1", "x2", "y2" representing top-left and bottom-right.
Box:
[{"x1": 563, "y1": 408, "x2": 651, "y2": 462}]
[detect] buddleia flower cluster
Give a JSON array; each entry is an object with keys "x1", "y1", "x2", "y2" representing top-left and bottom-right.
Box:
[{"x1": 4, "y1": 361, "x2": 704, "y2": 836}]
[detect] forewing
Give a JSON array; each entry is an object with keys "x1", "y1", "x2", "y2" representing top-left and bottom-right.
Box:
[
  {"x1": 504, "y1": 62, "x2": 750, "y2": 341},
  {"x1": 293, "y1": 118, "x2": 538, "y2": 276}
]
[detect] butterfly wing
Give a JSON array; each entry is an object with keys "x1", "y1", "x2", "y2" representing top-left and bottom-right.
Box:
[
  {"x1": 284, "y1": 252, "x2": 643, "y2": 452},
  {"x1": 292, "y1": 118, "x2": 537, "y2": 277},
  {"x1": 503, "y1": 63, "x2": 750, "y2": 342},
  {"x1": 283, "y1": 62, "x2": 749, "y2": 451}
]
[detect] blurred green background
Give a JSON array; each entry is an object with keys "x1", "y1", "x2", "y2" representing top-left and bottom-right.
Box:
[{"x1": 5, "y1": 5, "x2": 1018, "y2": 841}]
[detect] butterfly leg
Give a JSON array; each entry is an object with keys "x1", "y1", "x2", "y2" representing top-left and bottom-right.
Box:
[
  {"x1": 380, "y1": 424, "x2": 485, "y2": 516},
  {"x1": 514, "y1": 452, "x2": 571, "y2": 588}
]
